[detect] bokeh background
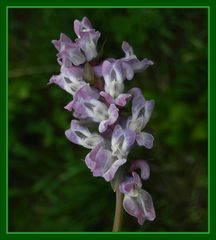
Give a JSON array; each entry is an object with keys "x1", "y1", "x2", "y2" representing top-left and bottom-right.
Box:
[{"x1": 8, "y1": 8, "x2": 208, "y2": 232}]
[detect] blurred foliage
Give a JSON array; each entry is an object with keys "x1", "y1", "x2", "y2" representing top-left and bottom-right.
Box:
[{"x1": 8, "y1": 8, "x2": 208, "y2": 232}]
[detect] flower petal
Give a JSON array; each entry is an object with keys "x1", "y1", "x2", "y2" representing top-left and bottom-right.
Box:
[
  {"x1": 99, "y1": 104, "x2": 119, "y2": 133},
  {"x1": 100, "y1": 92, "x2": 131, "y2": 107},
  {"x1": 130, "y1": 160, "x2": 150, "y2": 180},
  {"x1": 103, "y1": 158, "x2": 127, "y2": 182},
  {"x1": 111, "y1": 125, "x2": 136, "y2": 159},
  {"x1": 52, "y1": 33, "x2": 73, "y2": 51},
  {"x1": 122, "y1": 188, "x2": 156, "y2": 225},
  {"x1": 100, "y1": 91, "x2": 115, "y2": 105},
  {"x1": 48, "y1": 66, "x2": 87, "y2": 96},
  {"x1": 78, "y1": 31, "x2": 101, "y2": 61},
  {"x1": 127, "y1": 88, "x2": 155, "y2": 132},
  {"x1": 121, "y1": 41, "x2": 154, "y2": 73},
  {"x1": 119, "y1": 172, "x2": 142, "y2": 196},
  {"x1": 74, "y1": 17, "x2": 93, "y2": 38},
  {"x1": 65, "y1": 120, "x2": 102, "y2": 149},
  {"x1": 85, "y1": 144, "x2": 126, "y2": 181},
  {"x1": 115, "y1": 93, "x2": 131, "y2": 106},
  {"x1": 59, "y1": 43, "x2": 86, "y2": 66},
  {"x1": 102, "y1": 60, "x2": 125, "y2": 98},
  {"x1": 136, "y1": 132, "x2": 154, "y2": 149}
]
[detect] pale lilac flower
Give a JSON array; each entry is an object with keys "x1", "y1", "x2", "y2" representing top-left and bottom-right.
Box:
[
  {"x1": 74, "y1": 16, "x2": 93, "y2": 38},
  {"x1": 74, "y1": 16, "x2": 101, "y2": 61},
  {"x1": 52, "y1": 33, "x2": 86, "y2": 67},
  {"x1": 85, "y1": 143, "x2": 127, "y2": 181},
  {"x1": 111, "y1": 125, "x2": 136, "y2": 159},
  {"x1": 48, "y1": 65, "x2": 86, "y2": 96},
  {"x1": 71, "y1": 84, "x2": 119, "y2": 133},
  {"x1": 126, "y1": 87, "x2": 155, "y2": 148},
  {"x1": 102, "y1": 60, "x2": 126, "y2": 98},
  {"x1": 119, "y1": 172, "x2": 156, "y2": 225},
  {"x1": 121, "y1": 41, "x2": 154, "y2": 72},
  {"x1": 129, "y1": 160, "x2": 150, "y2": 180},
  {"x1": 65, "y1": 120, "x2": 103, "y2": 149}
]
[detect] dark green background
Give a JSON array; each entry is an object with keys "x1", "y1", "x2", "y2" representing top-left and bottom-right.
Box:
[{"x1": 8, "y1": 8, "x2": 208, "y2": 232}]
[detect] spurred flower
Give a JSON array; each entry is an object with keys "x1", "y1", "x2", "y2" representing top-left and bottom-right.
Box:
[
  {"x1": 119, "y1": 172, "x2": 156, "y2": 225},
  {"x1": 126, "y1": 87, "x2": 155, "y2": 148},
  {"x1": 48, "y1": 65, "x2": 86, "y2": 96},
  {"x1": 121, "y1": 41, "x2": 154, "y2": 72},
  {"x1": 111, "y1": 125, "x2": 136, "y2": 159},
  {"x1": 85, "y1": 143, "x2": 127, "y2": 181},
  {"x1": 65, "y1": 120, "x2": 103, "y2": 149},
  {"x1": 74, "y1": 16, "x2": 101, "y2": 61},
  {"x1": 71, "y1": 84, "x2": 119, "y2": 133}
]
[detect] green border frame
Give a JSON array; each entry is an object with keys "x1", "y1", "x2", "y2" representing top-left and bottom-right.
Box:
[{"x1": 1, "y1": 0, "x2": 215, "y2": 239}]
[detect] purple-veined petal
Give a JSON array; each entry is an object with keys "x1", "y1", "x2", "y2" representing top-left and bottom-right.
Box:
[
  {"x1": 123, "y1": 188, "x2": 156, "y2": 225},
  {"x1": 100, "y1": 91, "x2": 115, "y2": 105},
  {"x1": 48, "y1": 66, "x2": 86, "y2": 96},
  {"x1": 65, "y1": 120, "x2": 103, "y2": 149},
  {"x1": 99, "y1": 104, "x2": 119, "y2": 133},
  {"x1": 136, "y1": 132, "x2": 154, "y2": 149},
  {"x1": 115, "y1": 93, "x2": 131, "y2": 106},
  {"x1": 122, "y1": 61, "x2": 134, "y2": 80},
  {"x1": 52, "y1": 33, "x2": 73, "y2": 51},
  {"x1": 78, "y1": 31, "x2": 101, "y2": 61},
  {"x1": 64, "y1": 100, "x2": 74, "y2": 111},
  {"x1": 73, "y1": 98, "x2": 108, "y2": 121},
  {"x1": 102, "y1": 60, "x2": 125, "y2": 98},
  {"x1": 119, "y1": 172, "x2": 142, "y2": 196},
  {"x1": 85, "y1": 144, "x2": 126, "y2": 181},
  {"x1": 72, "y1": 84, "x2": 101, "y2": 119},
  {"x1": 103, "y1": 158, "x2": 127, "y2": 182},
  {"x1": 72, "y1": 85, "x2": 118, "y2": 130},
  {"x1": 111, "y1": 125, "x2": 136, "y2": 159},
  {"x1": 130, "y1": 160, "x2": 150, "y2": 180},
  {"x1": 100, "y1": 92, "x2": 131, "y2": 107},
  {"x1": 48, "y1": 74, "x2": 65, "y2": 90},
  {"x1": 130, "y1": 58, "x2": 154, "y2": 72},
  {"x1": 59, "y1": 43, "x2": 86, "y2": 66},
  {"x1": 121, "y1": 41, "x2": 154, "y2": 73},
  {"x1": 127, "y1": 89, "x2": 155, "y2": 132},
  {"x1": 52, "y1": 33, "x2": 86, "y2": 66},
  {"x1": 119, "y1": 171, "x2": 155, "y2": 224},
  {"x1": 73, "y1": 84, "x2": 100, "y2": 100},
  {"x1": 74, "y1": 17, "x2": 93, "y2": 38}
]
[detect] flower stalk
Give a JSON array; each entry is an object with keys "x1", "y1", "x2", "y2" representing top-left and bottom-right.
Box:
[{"x1": 112, "y1": 188, "x2": 124, "y2": 232}]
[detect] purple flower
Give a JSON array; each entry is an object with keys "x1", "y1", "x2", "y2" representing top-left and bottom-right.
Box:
[
  {"x1": 126, "y1": 88, "x2": 155, "y2": 148},
  {"x1": 85, "y1": 143, "x2": 127, "y2": 181},
  {"x1": 111, "y1": 125, "x2": 136, "y2": 159},
  {"x1": 65, "y1": 120, "x2": 103, "y2": 149},
  {"x1": 52, "y1": 33, "x2": 86, "y2": 67},
  {"x1": 71, "y1": 84, "x2": 119, "y2": 133},
  {"x1": 129, "y1": 160, "x2": 150, "y2": 180},
  {"x1": 100, "y1": 91, "x2": 131, "y2": 107},
  {"x1": 102, "y1": 60, "x2": 125, "y2": 98},
  {"x1": 48, "y1": 65, "x2": 86, "y2": 96},
  {"x1": 76, "y1": 31, "x2": 101, "y2": 61},
  {"x1": 74, "y1": 17, "x2": 93, "y2": 38},
  {"x1": 74, "y1": 17, "x2": 101, "y2": 61},
  {"x1": 121, "y1": 41, "x2": 154, "y2": 72},
  {"x1": 119, "y1": 172, "x2": 156, "y2": 225}
]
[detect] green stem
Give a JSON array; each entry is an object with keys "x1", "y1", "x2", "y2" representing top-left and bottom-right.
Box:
[{"x1": 112, "y1": 188, "x2": 123, "y2": 232}]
